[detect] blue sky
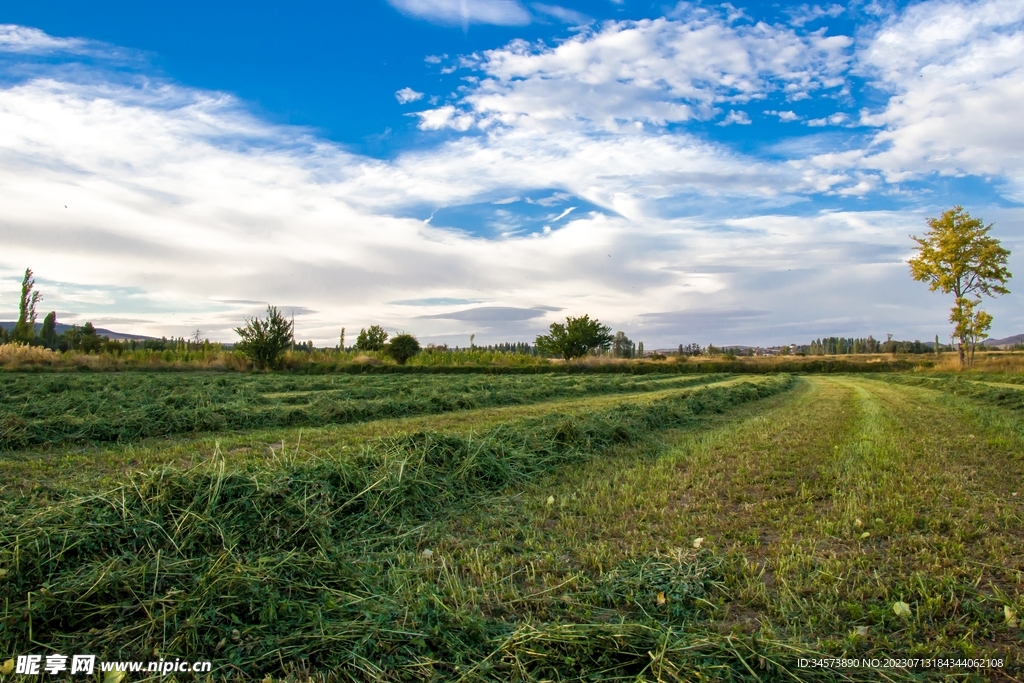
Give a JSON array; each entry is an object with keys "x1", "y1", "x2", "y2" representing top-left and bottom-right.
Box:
[{"x1": 0, "y1": 0, "x2": 1022, "y2": 346}]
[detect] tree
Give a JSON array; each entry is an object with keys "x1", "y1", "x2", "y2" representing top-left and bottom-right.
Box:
[
  {"x1": 951, "y1": 297, "x2": 993, "y2": 367},
  {"x1": 14, "y1": 268, "x2": 41, "y2": 343},
  {"x1": 535, "y1": 315, "x2": 613, "y2": 360},
  {"x1": 78, "y1": 322, "x2": 103, "y2": 354},
  {"x1": 612, "y1": 331, "x2": 633, "y2": 358},
  {"x1": 339, "y1": 327, "x2": 345, "y2": 350},
  {"x1": 235, "y1": 305, "x2": 294, "y2": 370},
  {"x1": 386, "y1": 333, "x2": 421, "y2": 365},
  {"x1": 39, "y1": 312, "x2": 58, "y2": 348},
  {"x1": 355, "y1": 325, "x2": 389, "y2": 351},
  {"x1": 910, "y1": 206, "x2": 1011, "y2": 367}
]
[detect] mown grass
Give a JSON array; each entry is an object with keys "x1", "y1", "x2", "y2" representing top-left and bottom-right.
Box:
[
  {"x1": 0, "y1": 376, "x2": 792, "y2": 681},
  {"x1": 419, "y1": 375, "x2": 1023, "y2": 680},
  {"x1": 0, "y1": 372, "x2": 720, "y2": 451},
  {"x1": 2, "y1": 371, "x2": 1022, "y2": 681}
]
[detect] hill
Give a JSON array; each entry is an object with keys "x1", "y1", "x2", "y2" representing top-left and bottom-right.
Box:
[
  {"x1": 0, "y1": 321, "x2": 155, "y2": 341},
  {"x1": 983, "y1": 333, "x2": 1024, "y2": 348}
]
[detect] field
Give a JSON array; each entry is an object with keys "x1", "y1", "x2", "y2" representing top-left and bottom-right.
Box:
[{"x1": 1, "y1": 370, "x2": 1023, "y2": 681}]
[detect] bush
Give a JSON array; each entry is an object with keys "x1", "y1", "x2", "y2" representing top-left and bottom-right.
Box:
[
  {"x1": 234, "y1": 306, "x2": 294, "y2": 370},
  {"x1": 386, "y1": 333, "x2": 421, "y2": 364}
]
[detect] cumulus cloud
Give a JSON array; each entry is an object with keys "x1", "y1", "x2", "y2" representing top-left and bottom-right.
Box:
[
  {"x1": 387, "y1": 0, "x2": 531, "y2": 27},
  {"x1": 720, "y1": 110, "x2": 752, "y2": 126},
  {"x1": 415, "y1": 10, "x2": 852, "y2": 133},
  {"x1": 395, "y1": 87, "x2": 424, "y2": 104},
  {"x1": 856, "y1": 0, "x2": 1024, "y2": 199}
]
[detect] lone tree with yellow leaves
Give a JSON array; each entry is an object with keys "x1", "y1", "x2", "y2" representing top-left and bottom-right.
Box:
[{"x1": 909, "y1": 206, "x2": 1011, "y2": 367}]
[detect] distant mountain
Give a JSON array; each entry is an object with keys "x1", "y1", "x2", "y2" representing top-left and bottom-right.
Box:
[
  {"x1": 983, "y1": 334, "x2": 1024, "y2": 347},
  {"x1": 0, "y1": 321, "x2": 156, "y2": 342}
]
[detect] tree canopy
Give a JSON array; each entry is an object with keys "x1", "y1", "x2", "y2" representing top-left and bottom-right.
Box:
[
  {"x1": 535, "y1": 315, "x2": 613, "y2": 360},
  {"x1": 14, "y1": 268, "x2": 41, "y2": 343},
  {"x1": 909, "y1": 206, "x2": 1011, "y2": 366},
  {"x1": 355, "y1": 325, "x2": 389, "y2": 352},
  {"x1": 235, "y1": 305, "x2": 294, "y2": 370}
]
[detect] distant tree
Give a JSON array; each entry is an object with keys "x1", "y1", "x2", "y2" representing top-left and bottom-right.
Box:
[
  {"x1": 612, "y1": 331, "x2": 633, "y2": 358},
  {"x1": 39, "y1": 312, "x2": 58, "y2": 348},
  {"x1": 79, "y1": 322, "x2": 103, "y2": 354},
  {"x1": 637, "y1": 341, "x2": 644, "y2": 358},
  {"x1": 235, "y1": 305, "x2": 294, "y2": 370},
  {"x1": 339, "y1": 327, "x2": 345, "y2": 350},
  {"x1": 910, "y1": 206, "x2": 1011, "y2": 367},
  {"x1": 535, "y1": 315, "x2": 613, "y2": 360},
  {"x1": 387, "y1": 333, "x2": 421, "y2": 365},
  {"x1": 355, "y1": 325, "x2": 389, "y2": 352},
  {"x1": 14, "y1": 268, "x2": 41, "y2": 343}
]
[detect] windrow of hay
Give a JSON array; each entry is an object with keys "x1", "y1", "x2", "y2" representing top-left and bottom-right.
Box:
[
  {"x1": 876, "y1": 373, "x2": 1024, "y2": 411},
  {"x1": 0, "y1": 377, "x2": 798, "y2": 680},
  {"x1": 0, "y1": 372, "x2": 719, "y2": 451}
]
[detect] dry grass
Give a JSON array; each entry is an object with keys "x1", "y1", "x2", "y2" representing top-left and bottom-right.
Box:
[{"x1": 0, "y1": 343, "x2": 60, "y2": 367}]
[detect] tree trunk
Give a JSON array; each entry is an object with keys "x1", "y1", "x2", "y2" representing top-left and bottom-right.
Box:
[{"x1": 958, "y1": 339, "x2": 965, "y2": 367}]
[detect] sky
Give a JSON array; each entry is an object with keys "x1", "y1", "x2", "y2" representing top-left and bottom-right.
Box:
[{"x1": 0, "y1": 0, "x2": 1022, "y2": 347}]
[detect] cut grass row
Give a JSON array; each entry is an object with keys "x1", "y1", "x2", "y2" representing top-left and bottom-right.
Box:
[
  {"x1": 0, "y1": 372, "x2": 720, "y2": 451},
  {"x1": 3, "y1": 372, "x2": 1022, "y2": 680},
  {"x1": 416, "y1": 375, "x2": 1023, "y2": 680},
  {"x1": 0, "y1": 376, "x2": 793, "y2": 680}
]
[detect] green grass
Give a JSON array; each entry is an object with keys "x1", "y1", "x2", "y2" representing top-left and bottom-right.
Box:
[
  {"x1": 1, "y1": 371, "x2": 1022, "y2": 681},
  {"x1": 0, "y1": 372, "x2": 721, "y2": 451}
]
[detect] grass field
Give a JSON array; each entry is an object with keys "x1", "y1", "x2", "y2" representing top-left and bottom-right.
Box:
[
  {"x1": 1, "y1": 371, "x2": 1022, "y2": 681},
  {"x1": 0, "y1": 372, "x2": 721, "y2": 451}
]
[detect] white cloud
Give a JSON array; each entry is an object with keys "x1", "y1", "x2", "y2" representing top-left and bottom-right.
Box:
[
  {"x1": 413, "y1": 10, "x2": 851, "y2": 134},
  {"x1": 785, "y1": 4, "x2": 845, "y2": 28},
  {"x1": 0, "y1": 71, "x2": 940, "y2": 345},
  {"x1": 3, "y1": 13, "x2": 1022, "y2": 345},
  {"x1": 719, "y1": 110, "x2": 752, "y2": 126},
  {"x1": 856, "y1": 0, "x2": 1024, "y2": 198},
  {"x1": 387, "y1": 0, "x2": 531, "y2": 27},
  {"x1": 531, "y1": 3, "x2": 591, "y2": 25},
  {"x1": 414, "y1": 105, "x2": 475, "y2": 130},
  {"x1": 0, "y1": 24, "x2": 90, "y2": 54},
  {"x1": 766, "y1": 109, "x2": 799, "y2": 121},
  {"x1": 395, "y1": 87, "x2": 425, "y2": 104},
  {"x1": 806, "y1": 112, "x2": 847, "y2": 127}
]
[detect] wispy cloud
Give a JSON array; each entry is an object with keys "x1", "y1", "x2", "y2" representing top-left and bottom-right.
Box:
[
  {"x1": 531, "y1": 3, "x2": 591, "y2": 25},
  {"x1": 386, "y1": 0, "x2": 531, "y2": 27},
  {"x1": 0, "y1": 24, "x2": 91, "y2": 54}
]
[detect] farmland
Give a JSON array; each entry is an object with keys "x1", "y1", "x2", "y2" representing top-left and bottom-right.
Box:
[{"x1": 1, "y1": 370, "x2": 1023, "y2": 681}]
